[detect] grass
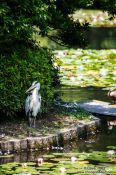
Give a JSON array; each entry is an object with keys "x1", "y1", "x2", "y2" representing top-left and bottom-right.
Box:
[{"x1": 55, "y1": 105, "x2": 91, "y2": 120}]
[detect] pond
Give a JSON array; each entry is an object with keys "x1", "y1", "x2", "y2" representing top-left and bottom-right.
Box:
[
  {"x1": 0, "y1": 117, "x2": 116, "y2": 174},
  {"x1": 87, "y1": 27, "x2": 116, "y2": 49},
  {"x1": 38, "y1": 27, "x2": 116, "y2": 50},
  {"x1": 59, "y1": 86, "x2": 110, "y2": 103}
]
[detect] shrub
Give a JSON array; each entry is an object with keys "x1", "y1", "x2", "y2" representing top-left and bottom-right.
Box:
[{"x1": 0, "y1": 47, "x2": 59, "y2": 118}]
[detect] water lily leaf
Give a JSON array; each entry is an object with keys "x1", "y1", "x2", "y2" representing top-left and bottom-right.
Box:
[
  {"x1": 107, "y1": 146, "x2": 116, "y2": 150},
  {"x1": 43, "y1": 154, "x2": 55, "y2": 158}
]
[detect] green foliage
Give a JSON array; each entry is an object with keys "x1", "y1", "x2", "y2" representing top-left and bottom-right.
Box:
[
  {"x1": 0, "y1": 0, "x2": 115, "y2": 51},
  {"x1": 0, "y1": 0, "x2": 49, "y2": 47},
  {"x1": 55, "y1": 105, "x2": 91, "y2": 120},
  {"x1": 0, "y1": 0, "x2": 89, "y2": 50},
  {"x1": 46, "y1": 1, "x2": 89, "y2": 47},
  {"x1": 0, "y1": 47, "x2": 58, "y2": 117},
  {"x1": 93, "y1": 0, "x2": 116, "y2": 16},
  {"x1": 55, "y1": 16, "x2": 89, "y2": 48}
]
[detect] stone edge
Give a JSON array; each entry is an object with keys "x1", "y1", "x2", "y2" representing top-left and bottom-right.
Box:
[{"x1": 0, "y1": 118, "x2": 101, "y2": 154}]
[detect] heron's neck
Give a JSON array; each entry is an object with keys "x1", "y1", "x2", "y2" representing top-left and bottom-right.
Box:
[{"x1": 32, "y1": 88, "x2": 38, "y2": 96}]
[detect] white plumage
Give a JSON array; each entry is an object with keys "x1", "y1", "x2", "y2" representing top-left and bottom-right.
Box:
[{"x1": 25, "y1": 81, "x2": 41, "y2": 127}]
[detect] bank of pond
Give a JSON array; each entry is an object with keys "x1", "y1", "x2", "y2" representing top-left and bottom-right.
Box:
[{"x1": 0, "y1": 117, "x2": 116, "y2": 175}]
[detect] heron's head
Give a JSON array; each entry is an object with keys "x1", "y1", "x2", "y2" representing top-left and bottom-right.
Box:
[{"x1": 26, "y1": 81, "x2": 40, "y2": 93}]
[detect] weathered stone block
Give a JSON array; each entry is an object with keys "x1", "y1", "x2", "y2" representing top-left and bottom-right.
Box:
[
  {"x1": 27, "y1": 137, "x2": 38, "y2": 149},
  {"x1": 47, "y1": 135, "x2": 54, "y2": 146},
  {"x1": 13, "y1": 139, "x2": 20, "y2": 152},
  {"x1": 0, "y1": 141, "x2": 14, "y2": 153},
  {"x1": 51, "y1": 135, "x2": 58, "y2": 146},
  {"x1": 7, "y1": 141, "x2": 14, "y2": 152},
  {"x1": 20, "y1": 139, "x2": 27, "y2": 150},
  {"x1": 27, "y1": 137, "x2": 43, "y2": 149},
  {"x1": 35, "y1": 137, "x2": 43, "y2": 149},
  {"x1": 41, "y1": 136, "x2": 49, "y2": 148},
  {"x1": 0, "y1": 142, "x2": 8, "y2": 152},
  {"x1": 85, "y1": 121, "x2": 96, "y2": 132},
  {"x1": 58, "y1": 129, "x2": 71, "y2": 144},
  {"x1": 69, "y1": 127, "x2": 78, "y2": 140},
  {"x1": 77, "y1": 124, "x2": 86, "y2": 136}
]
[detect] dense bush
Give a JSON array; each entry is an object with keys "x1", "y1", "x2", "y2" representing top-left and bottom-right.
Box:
[{"x1": 0, "y1": 47, "x2": 59, "y2": 117}]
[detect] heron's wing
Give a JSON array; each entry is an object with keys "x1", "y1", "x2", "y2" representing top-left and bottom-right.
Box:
[
  {"x1": 37, "y1": 93, "x2": 41, "y2": 113},
  {"x1": 25, "y1": 95, "x2": 32, "y2": 115},
  {"x1": 38, "y1": 93, "x2": 41, "y2": 102},
  {"x1": 31, "y1": 93, "x2": 41, "y2": 117}
]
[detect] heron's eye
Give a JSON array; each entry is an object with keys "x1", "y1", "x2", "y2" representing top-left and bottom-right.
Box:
[{"x1": 32, "y1": 81, "x2": 38, "y2": 86}]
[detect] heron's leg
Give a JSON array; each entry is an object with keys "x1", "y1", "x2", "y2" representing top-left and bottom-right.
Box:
[
  {"x1": 28, "y1": 117, "x2": 33, "y2": 127},
  {"x1": 28, "y1": 117, "x2": 31, "y2": 127},
  {"x1": 33, "y1": 117, "x2": 36, "y2": 128}
]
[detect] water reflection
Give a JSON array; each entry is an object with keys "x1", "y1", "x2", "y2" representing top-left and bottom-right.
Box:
[
  {"x1": 107, "y1": 119, "x2": 116, "y2": 134},
  {"x1": 87, "y1": 27, "x2": 116, "y2": 49},
  {"x1": 77, "y1": 119, "x2": 116, "y2": 153},
  {"x1": 0, "y1": 149, "x2": 50, "y2": 165},
  {"x1": 38, "y1": 27, "x2": 116, "y2": 49},
  {"x1": 59, "y1": 86, "x2": 110, "y2": 103}
]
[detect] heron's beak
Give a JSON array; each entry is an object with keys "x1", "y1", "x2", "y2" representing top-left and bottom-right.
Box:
[{"x1": 26, "y1": 84, "x2": 36, "y2": 93}]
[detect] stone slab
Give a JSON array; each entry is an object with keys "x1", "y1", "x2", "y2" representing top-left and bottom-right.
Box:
[{"x1": 78, "y1": 100, "x2": 116, "y2": 117}]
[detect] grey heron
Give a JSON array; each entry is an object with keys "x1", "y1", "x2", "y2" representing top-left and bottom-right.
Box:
[{"x1": 25, "y1": 81, "x2": 41, "y2": 127}]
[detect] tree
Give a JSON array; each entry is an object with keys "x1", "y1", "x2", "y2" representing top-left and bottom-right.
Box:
[
  {"x1": 0, "y1": 0, "x2": 116, "y2": 51},
  {"x1": 92, "y1": 0, "x2": 116, "y2": 16},
  {"x1": 0, "y1": 0, "x2": 58, "y2": 117},
  {"x1": 0, "y1": 0, "x2": 115, "y2": 117},
  {"x1": 0, "y1": 0, "x2": 50, "y2": 53}
]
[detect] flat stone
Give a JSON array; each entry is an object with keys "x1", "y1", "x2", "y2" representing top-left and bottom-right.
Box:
[
  {"x1": 20, "y1": 139, "x2": 27, "y2": 150},
  {"x1": 27, "y1": 137, "x2": 46, "y2": 150},
  {"x1": 13, "y1": 139, "x2": 20, "y2": 152},
  {"x1": 78, "y1": 100, "x2": 116, "y2": 117},
  {"x1": 58, "y1": 127, "x2": 78, "y2": 144},
  {"x1": 77, "y1": 124, "x2": 86, "y2": 136},
  {"x1": 85, "y1": 121, "x2": 97, "y2": 132},
  {"x1": 0, "y1": 142, "x2": 8, "y2": 152}
]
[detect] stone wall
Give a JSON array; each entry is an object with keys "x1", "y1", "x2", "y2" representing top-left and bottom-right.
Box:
[{"x1": 0, "y1": 118, "x2": 101, "y2": 155}]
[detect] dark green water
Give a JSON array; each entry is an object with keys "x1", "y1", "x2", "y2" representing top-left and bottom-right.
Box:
[
  {"x1": 87, "y1": 27, "x2": 116, "y2": 49},
  {"x1": 59, "y1": 86, "x2": 110, "y2": 103},
  {"x1": 39, "y1": 27, "x2": 116, "y2": 49}
]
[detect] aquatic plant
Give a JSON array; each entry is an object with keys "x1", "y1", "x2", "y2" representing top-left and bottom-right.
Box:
[
  {"x1": 54, "y1": 49, "x2": 116, "y2": 87},
  {"x1": 0, "y1": 150, "x2": 116, "y2": 175}
]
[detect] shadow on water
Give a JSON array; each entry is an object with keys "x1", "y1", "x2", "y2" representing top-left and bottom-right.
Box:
[
  {"x1": 76, "y1": 119, "x2": 116, "y2": 153},
  {"x1": 87, "y1": 27, "x2": 116, "y2": 49},
  {"x1": 59, "y1": 86, "x2": 110, "y2": 103},
  {"x1": 39, "y1": 27, "x2": 116, "y2": 49}
]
